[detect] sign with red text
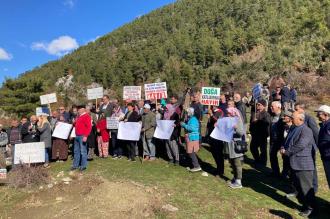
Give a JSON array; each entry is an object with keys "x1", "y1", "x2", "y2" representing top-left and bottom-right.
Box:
[
  {"x1": 201, "y1": 87, "x2": 221, "y2": 106},
  {"x1": 144, "y1": 82, "x2": 167, "y2": 100}
]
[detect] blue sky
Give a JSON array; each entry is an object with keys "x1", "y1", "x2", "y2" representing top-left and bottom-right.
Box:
[{"x1": 0, "y1": 0, "x2": 176, "y2": 84}]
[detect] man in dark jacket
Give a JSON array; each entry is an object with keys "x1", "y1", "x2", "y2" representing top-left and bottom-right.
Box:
[
  {"x1": 269, "y1": 101, "x2": 285, "y2": 177},
  {"x1": 21, "y1": 115, "x2": 39, "y2": 143},
  {"x1": 281, "y1": 111, "x2": 316, "y2": 217},
  {"x1": 250, "y1": 99, "x2": 271, "y2": 166},
  {"x1": 234, "y1": 93, "x2": 247, "y2": 125},
  {"x1": 98, "y1": 95, "x2": 114, "y2": 118},
  {"x1": 280, "y1": 84, "x2": 291, "y2": 111},
  {"x1": 315, "y1": 105, "x2": 330, "y2": 188}
]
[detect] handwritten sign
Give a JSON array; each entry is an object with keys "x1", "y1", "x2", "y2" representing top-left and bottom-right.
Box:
[
  {"x1": 144, "y1": 82, "x2": 167, "y2": 100},
  {"x1": 201, "y1": 87, "x2": 220, "y2": 106},
  {"x1": 40, "y1": 93, "x2": 57, "y2": 105},
  {"x1": 52, "y1": 122, "x2": 73, "y2": 139},
  {"x1": 123, "y1": 86, "x2": 141, "y2": 100},
  {"x1": 106, "y1": 117, "x2": 120, "y2": 129},
  {"x1": 117, "y1": 122, "x2": 142, "y2": 141},
  {"x1": 14, "y1": 142, "x2": 45, "y2": 164},
  {"x1": 87, "y1": 87, "x2": 104, "y2": 100}
]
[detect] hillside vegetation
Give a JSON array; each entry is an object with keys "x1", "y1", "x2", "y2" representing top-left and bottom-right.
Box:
[{"x1": 1, "y1": 0, "x2": 330, "y2": 115}]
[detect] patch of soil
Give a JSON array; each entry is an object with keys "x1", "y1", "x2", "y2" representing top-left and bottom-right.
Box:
[{"x1": 9, "y1": 176, "x2": 164, "y2": 219}]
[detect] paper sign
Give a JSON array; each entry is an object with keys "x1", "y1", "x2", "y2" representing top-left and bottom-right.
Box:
[
  {"x1": 40, "y1": 93, "x2": 57, "y2": 105},
  {"x1": 107, "y1": 117, "x2": 120, "y2": 129},
  {"x1": 14, "y1": 142, "x2": 45, "y2": 164},
  {"x1": 52, "y1": 122, "x2": 73, "y2": 139},
  {"x1": 117, "y1": 122, "x2": 142, "y2": 141},
  {"x1": 252, "y1": 83, "x2": 262, "y2": 99},
  {"x1": 210, "y1": 117, "x2": 238, "y2": 143},
  {"x1": 201, "y1": 87, "x2": 221, "y2": 106},
  {"x1": 144, "y1": 82, "x2": 167, "y2": 100},
  {"x1": 154, "y1": 120, "x2": 175, "y2": 140},
  {"x1": 70, "y1": 128, "x2": 76, "y2": 138},
  {"x1": 0, "y1": 169, "x2": 7, "y2": 180},
  {"x1": 87, "y1": 87, "x2": 104, "y2": 100},
  {"x1": 36, "y1": 107, "x2": 50, "y2": 116},
  {"x1": 123, "y1": 86, "x2": 141, "y2": 100}
]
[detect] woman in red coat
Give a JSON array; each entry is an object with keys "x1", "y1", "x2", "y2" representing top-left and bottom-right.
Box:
[{"x1": 96, "y1": 114, "x2": 110, "y2": 158}]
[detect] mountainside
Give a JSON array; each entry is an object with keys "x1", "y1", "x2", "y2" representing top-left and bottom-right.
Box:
[{"x1": 1, "y1": 0, "x2": 330, "y2": 115}]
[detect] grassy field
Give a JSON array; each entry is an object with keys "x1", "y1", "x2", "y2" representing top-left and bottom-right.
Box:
[{"x1": 1, "y1": 143, "x2": 330, "y2": 219}]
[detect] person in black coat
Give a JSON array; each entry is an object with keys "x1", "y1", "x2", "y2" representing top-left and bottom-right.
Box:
[
  {"x1": 98, "y1": 95, "x2": 115, "y2": 118},
  {"x1": 21, "y1": 115, "x2": 39, "y2": 143},
  {"x1": 280, "y1": 111, "x2": 316, "y2": 217},
  {"x1": 250, "y1": 99, "x2": 271, "y2": 166},
  {"x1": 122, "y1": 103, "x2": 139, "y2": 161},
  {"x1": 234, "y1": 93, "x2": 247, "y2": 124}
]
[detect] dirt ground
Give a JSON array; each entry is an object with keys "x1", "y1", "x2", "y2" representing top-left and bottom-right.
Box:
[{"x1": 6, "y1": 175, "x2": 164, "y2": 219}]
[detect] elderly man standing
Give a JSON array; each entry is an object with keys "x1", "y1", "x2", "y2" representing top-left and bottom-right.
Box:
[
  {"x1": 280, "y1": 111, "x2": 316, "y2": 217},
  {"x1": 141, "y1": 104, "x2": 156, "y2": 161},
  {"x1": 315, "y1": 105, "x2": 330, "y2": 188}
]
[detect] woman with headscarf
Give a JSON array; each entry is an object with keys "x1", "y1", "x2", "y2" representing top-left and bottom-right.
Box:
[
  {"x1": 223, "y1": 107, "x2": 246, "y2": 188},
  {"x1": 181, "y1": 107, "x2": 201, "y2": 172},
  {"x1": 37, "y1": 114, "x2": 52, "y2": 168}
]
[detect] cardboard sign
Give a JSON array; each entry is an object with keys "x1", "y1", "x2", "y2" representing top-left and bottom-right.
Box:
[
  {"x1": 123, "y1": 86, "x2": 142, "y2": 100},
  {"x1": 40, "y1": 93, "x2": 57, "y2": 105},
  {"x1": 52, "y1": 122, "x2": 73, "y2": 139},
  {"x1": 252, "y1": 83, "x2": 262, "y2": 99},
  {"x1": 117, "y1": 122, "x2": 142, "y2": 141},
  {"x1": 210, "y1": 117, "x2": 238, "y2": 143},
  {"x1": 201, "y1": 87, "x2": 221, "y2": 106},
  {"x1": 144, "y1": 82, "x2": 167, "y2": 100},
  {"x1": 106, "y1": 117, "x2": 120, "y2": 129},
  {"x1": 14, "y1": 142, "x2": 45, "y2": 164},
  {"x1": 36, "y1": 107, "x2": 50, "y2": 116},
  {"x1": 87, "y1": 87, "x2": 104, "y2": 100},
  {"x1": 153, "y1": 120, "x2": 175, "y2": 140},
  {"x1": 0, "y1": 169, "x2": 7, "y2": 180}
]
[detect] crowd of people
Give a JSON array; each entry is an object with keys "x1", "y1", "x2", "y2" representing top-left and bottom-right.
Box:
[{"x1": 0, "y1": 83, "x2": 329, "y2": 217}]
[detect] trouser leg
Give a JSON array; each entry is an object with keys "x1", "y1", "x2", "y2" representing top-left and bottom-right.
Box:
[
  {"x1": 259, "y1": 137, "x2": 268, "y2": 166},
  {"x1": 250, "y1": 136, "x2": 260, "y2": 163},
  {"x1": 269, "y1": 143, "x2": 280, "y2": 175},
  {"x1": 188, "y1": 152, "x2": 200, "y2": 168}
]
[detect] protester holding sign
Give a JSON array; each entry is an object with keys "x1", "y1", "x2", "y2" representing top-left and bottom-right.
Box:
[
  {"x1": 37, "y1": 114, "x2": 52, "y2": 168},
  {"x1": 98, "y1": 95, "x2": 114, "y2": 117},
  {"x1": 71, "y1": 105, "x2": 92, "y2": 171},
  {"x1": 181, "y1": 108, "x2": 201, "y2": 172},
  {"x1": 141, "y1": 104, "x2": 156, "y2": 161},
  {"x1": 110, "y1": 104, "x2": 125, "y2": 159},
  {"x1": 96, "y1": 114, "x2": 110, "y2": 158},
  {"x1": 52, "y1": 115, "x2": 69, "y2": 161}
]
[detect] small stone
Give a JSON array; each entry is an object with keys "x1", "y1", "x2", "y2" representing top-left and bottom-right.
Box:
[
  {"x1": 201, "y1": 172, "x2": 208, "y2": 177},
  {"x1": 64, "y1": 181, "x2": 70, "y2": 185},
  {"x1": 62, "y1": 177, "x2": 72, "y2": 182},
  {"x1": 56, "y1": 197, "x2": 63, "y2": 202},
  {"x1": 47, "y1": 184, "x2": 53, "y2": 189},
  {"x1": 162, "y1": 204, "x2": 178, "y2": 212},
  {"x1": 39, "y1": 186, "x2": 44, "y2": 190},
  {"x1": 56, "y1": 171, "x2": 64, "y2": 178}
]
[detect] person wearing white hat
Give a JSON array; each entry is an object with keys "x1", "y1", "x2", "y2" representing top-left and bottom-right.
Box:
[
  {"x1": 315, "y1": 105, "x2": 330, "y2": 188},
  {"x1": 141, "y1": 104, "x2": 156, "y2": 161}
]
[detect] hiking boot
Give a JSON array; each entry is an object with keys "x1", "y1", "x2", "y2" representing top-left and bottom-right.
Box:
[
  {"x1": 299, "y1": 208, "x2": 313, "y2": 218},
  {"x1": 189, "y1": 167, "x2": 202, "y2": 172},
  {"x1": 229, "y1": 181, "x2": 243, "y2": 189}
]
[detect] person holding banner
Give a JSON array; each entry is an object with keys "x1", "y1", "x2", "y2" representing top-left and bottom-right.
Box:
[
  {"x1": 71, "y1": 105, "x2": 92, "y2": 171},
  {"x1": 111, "y1": 104, "x2": 125, "y2": 159},
  {"x1": 122, "y1": 103, "x2": 140, "y2": 162},
  {"x1": 37, "y1": 114, "x2": 52, "y2": 168},
  {"x1": 96, "y1": 113, "x2": 109, "y2": 158},
  {"x1": 181, "y1": 108, "x2": 201, "y2": 172},
  {"x1": 224, "y1": 107, "x2": 246, "y2": 189},
  {"x1": 52, "y1": 115, "x2": 69, "y2": 161},
  {"x1": 141, "y1": 104, "x2": 156, "y2": 161}
]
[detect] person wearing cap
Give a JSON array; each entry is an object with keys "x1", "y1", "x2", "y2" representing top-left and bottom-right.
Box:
[
  {"x1": 281, "y1": 109, "x2": 294, "y2": 179},
  {"x1": 37, "y1": 114, "x2": 52, "y2": 168},
  {"x1": 71, "y1": 105, "x2": 92, "y2": 171},
  {"x1": 269, "y1": 101, "x2": 285, "y2": 177},
  {"x1": 141, "y1": 104, "x2": 156, "y2": 161},
  {"x1": 250, "y1": 99, "x2": 271, "y2": 166},
  {"x1": 315, "y1": 105, "x2": 330, "y2": 188},
  {"x1": 181, "y1": 107, "x2": 201, "y2": 172},
  {"x1": 280, "y1": 111, "x2": 316, "y2": 217}
]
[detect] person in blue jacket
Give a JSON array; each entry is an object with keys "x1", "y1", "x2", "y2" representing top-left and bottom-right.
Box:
[{"x1": 181, "y1": 107, "x2": 201, "y2": 172}]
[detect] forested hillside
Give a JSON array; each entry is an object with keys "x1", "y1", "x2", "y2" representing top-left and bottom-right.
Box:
[{"x1": 1, "y1": 0, "x2": 330, "y2": 115}]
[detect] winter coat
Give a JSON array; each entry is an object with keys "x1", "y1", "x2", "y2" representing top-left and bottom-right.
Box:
[
  {"x1": 224, "y1": 117, "x2": 245, "y2": 159},
  {"x1": 142, "y1": 111, "x2": 156, "y2": 139},
  {"x1": 181, "y1": 116, "x2": 200, "y2": 141},
  {"x1": 38, "y1": 123, "x2": 52, "y2": 148}
]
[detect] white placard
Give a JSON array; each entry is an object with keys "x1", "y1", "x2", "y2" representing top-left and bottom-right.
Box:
[
  {"x1": 107, "y1": 117, "x2": 120, "y2": 129},
  {"x1": 52, "y1": 122, "x2": 73, "y2": 139},
  {"x1": 154, "y1": 120, "x2": 175, "y2": 140},
  {"x1": 36, "y1": 107, "x2": 50, "y2": 116},
  {"x1": 87, "y1": 87, "x2": 104, "y2": 100},
  {"x1": 117, "y1": 122, "x2": 142, "y2": 141},
  {"x1": 14, "y1": 142, "x2": 45, "y2": 164},
  {"x1": 252, "y1": 83, "x2": 262, "y2": 99},
  {"x1": 144, "y1": 82, "x2": 167, "y2": 100},
  {"x1": 123, "y1": 86, "x2": 141, "y2": 100},
  {"x1": 210, "y1": 117, "x2": 238, "y2": 143},
  {"x1": 70, "y1": 128, "x2": 76, "y2": 138},
  {"x1": 201, "y1": 87, "x2": 221, "y2": 106},
  {"x1": 40, "y1": 93, "x2": 57, "y2": 105}
]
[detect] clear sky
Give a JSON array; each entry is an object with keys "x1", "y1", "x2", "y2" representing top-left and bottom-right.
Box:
[{"x1": 0, "y1": 0, "x2": 176, "y2": 84}]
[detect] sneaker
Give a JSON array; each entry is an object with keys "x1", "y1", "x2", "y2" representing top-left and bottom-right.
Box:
[
  {"x1": 112, "y1": 155, "x2": 118, "y2": 160},
  {"x1": 229, "y1": 182, "x2": 243, "y2": 189},
  {"x1": 189, "y1": 167, "x2": 202, "y2": 172},
  {"x1": 186, "y1": 167, "x2": 191, "y2": 171},
  {"x1": 149, "y1": 157, "x2": 156, "y2": 161},
  {"x1": 143, "y1": 156, "x2": 150, "y2": 161},
  {"x1": 285, "y1": 192, "x2": 298, "y2": 198},
  {"x1": 298, "y1": 209, "x2": 313, "y2": 217}
]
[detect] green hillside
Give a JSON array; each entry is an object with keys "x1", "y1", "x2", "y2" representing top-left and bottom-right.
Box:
[{"x1": 1, "y1": 0, "x2": 330, "y2": 115}]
